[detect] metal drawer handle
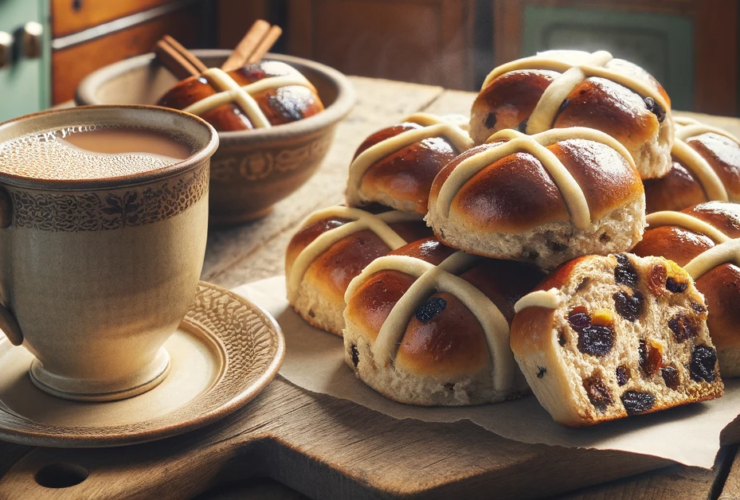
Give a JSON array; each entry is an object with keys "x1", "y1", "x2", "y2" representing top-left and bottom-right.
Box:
[
  {"x1": 0, "y1": 32, "x2": 13, "y2": 69},
  {"x1": 22, "y1": 22, "x2": 43, "y2": 59}
]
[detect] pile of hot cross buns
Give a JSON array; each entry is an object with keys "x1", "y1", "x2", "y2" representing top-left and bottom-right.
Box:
[{"x1": 284, "y1": 50, "x2": 740, "y2": 427}]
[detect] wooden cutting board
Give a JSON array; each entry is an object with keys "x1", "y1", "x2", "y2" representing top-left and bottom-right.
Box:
[
  {"x1": 1, "y1": 78, "x2": 740, "y2": 499},
  {"x1": 1, "y1": 377, "x2": 738, "y2": 500}
]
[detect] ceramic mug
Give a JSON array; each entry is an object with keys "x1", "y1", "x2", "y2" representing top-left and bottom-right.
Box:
[{"x1": 0, "y1": 106, "x2": 218, "y2": 402}]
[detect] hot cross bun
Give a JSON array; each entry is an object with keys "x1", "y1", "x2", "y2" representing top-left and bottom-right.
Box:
[
  {"x1": 426, "y1": 127, "x2": 645, "y2": 269},
  {"x1": 643, "y1": 118, "x2": 740, "y2": 213},
  {"x1": 343, "y1": 237, "x2": 544, "y2": 405},
  {"x1": 346, "y1": 113, "x2": 473, "y2": 214},
  {"x1": 511, "y1": 253, "x2": 723, "y2": 426},
  {"x1": 633, "y1": 202, "x2": 740, "y2": 377},
  {"x1": 157, "y1": 60, "x2": 324, "y2": 132},
  {"x1": 470, "y1": 50, "x2": 674, "y2": 179},
  {"x1": 286, "y1": 206, "x2": 431, "y2": 335}
]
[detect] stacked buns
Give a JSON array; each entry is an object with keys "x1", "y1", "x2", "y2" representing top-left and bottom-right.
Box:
[
  {"x1": 284, "y1": 51, "x2": 735, "y2": 425},
  {"x1": 633, "y1": 202, "x2": 740, "y2": 377},
  {"x1": 469, "y1": 50, "x2": 674, "y2": 179},
  {"x1": 286, "y1": 206, "x2": 430, "y2": 335},
  {"x1": 643, "y1": 118, "x2": 740, "y2": 213},
  {"x1": 426, "y1": 127, "x2": 645, "y2": 269},
  {"x1": 346, "y1": 113, "x2": 473, "y2": 213}
]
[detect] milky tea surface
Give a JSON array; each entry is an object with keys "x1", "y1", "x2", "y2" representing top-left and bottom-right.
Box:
[{"x1": 0, "y1": 125, "x2": 193, "y2": 181}]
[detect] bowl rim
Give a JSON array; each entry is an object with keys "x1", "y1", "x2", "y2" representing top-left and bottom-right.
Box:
[{"x1": 75, "y1": 49, "x2": 356, "y2": 144}]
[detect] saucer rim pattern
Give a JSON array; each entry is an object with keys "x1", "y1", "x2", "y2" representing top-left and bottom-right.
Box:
[{"x1": 0, "y1": 281, "x2": 285, "y2": 448}]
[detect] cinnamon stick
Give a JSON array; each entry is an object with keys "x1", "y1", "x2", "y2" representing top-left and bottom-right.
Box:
[
  {"x1": 221, "y1": 20, "x2": 282, "y2": 71},
  {"x1": 155, "y1": 40, "x2": 201, "y2": 79},
  {"x1": 222, "y1": 20, "x2": 271, "y2": 71},
  {"x1": 163, "y1": 35, "x2": 208, "y2": 74},
  {"x1": 246, "y1": 25, "x2": 282, "y2": 64}
]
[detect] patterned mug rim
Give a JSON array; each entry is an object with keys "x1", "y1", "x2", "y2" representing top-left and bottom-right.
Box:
[{"x1": 0, "y1": 105, "x2": 219, "y2": 192}]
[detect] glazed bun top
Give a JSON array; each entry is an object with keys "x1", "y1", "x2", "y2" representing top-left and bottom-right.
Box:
[
  {"x1": 633, "y1": 201, "x2": 740, "y2": 277},
  {"x1": 285, "y1": 206, "x2": 426, "y2": 302},
  {"x1": 157, "y1": 60, "x2": 324, "y2": 132},
  {"x1": 644, "y1": 117, "x2": 740, "y2": 213},
  {"x1": 428, "y1": 127, "x2": 643, "y2": 234},
  {"x1": 346, "y1": 113, "x2": 473, "y2": 214},
  {"x1": 344, "y1": 237, "x2": 544, "y2": 390},
  {"x1": 470, "y1": 50, "x2": 674, "y2": 178}
]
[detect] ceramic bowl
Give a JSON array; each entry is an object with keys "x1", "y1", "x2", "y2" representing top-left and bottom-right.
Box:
[{"x1": 76, "y1": 50, "x2": 355, "y2": 225}]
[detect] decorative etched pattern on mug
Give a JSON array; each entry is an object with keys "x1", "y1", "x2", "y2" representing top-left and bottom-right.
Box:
[
  {"x1": 9, "y1": 165, "x2": 209, "y2": 232},
  {"x1": 210, "y1": 134, "x2": 332, "y2": 183}
]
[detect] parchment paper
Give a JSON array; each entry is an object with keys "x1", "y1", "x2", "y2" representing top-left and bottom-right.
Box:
[{"x1": 233, "y1": 276, "x2": 740, "y2": 468}]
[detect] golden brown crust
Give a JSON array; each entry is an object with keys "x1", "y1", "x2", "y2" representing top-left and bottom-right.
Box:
[
  {"x1": 396, "y1": 291, "x2": 490, "y2": 376},
  {"x1": 158, "y1": 75, "x2": 251, "y2": 131},
  {"x1": 430, "y1": 138, "x2": 642, "y2": 233},
  {"x1": 389, "y1": 236, "x2": 456, "y2": 262},
  {"x1": 554, "y1": 78, "x2": 659, "y2": 153},
  {"x1": 687, "y1": 133, "x2": 740, "y2": 199},
  {"x1": 345, "y1": 238, "x2": 544, "y2": 372},
  {"x1": 697, "y1": 264, "x2": 740, "y2": 350},
  {"x1": 643, "y1": 161, "x2": 708, "y2": 213},
  {"x1": 302, "y1": 229, "x2": 393, "y2": 307},
  {"x1": 510, "y1": 306, "x2": 556, "y2": 359},
  {"x1": 345, "y1": 270, "x2": 416, "y2": 342},
  {"x1": 471, "y1": 69, "x2": 558, "y2": 135},
  {"x1": 473, "y1": 67, "x2": 666, "y2": 146},
  {"x1": 631, "y1": 226, "x2": 714, "y2": 267},
  {"x1": 684, "y1": 201, "x2": 740, "y2": 238},
  {"x1": 157, "y1": 62, "x2": 324, "y2": 132},
  {"x1": 286, "y1": 213, "x2": 431, "y2": 335},
  {"x1": 643, "y1": 132, "x2": 740, "y2": 213},
  {"x1": 352, "y1": 123, "x2": 461, "y2": 214}
]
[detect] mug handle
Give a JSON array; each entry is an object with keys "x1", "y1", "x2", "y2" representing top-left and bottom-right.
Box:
[
  {"x1": 0, "y1": 306, "x2": 22, "y2": 345},
  {"x1": 0, "y1": 189, "x2": 22, "y2": 345}
]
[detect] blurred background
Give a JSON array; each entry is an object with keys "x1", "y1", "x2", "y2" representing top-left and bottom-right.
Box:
[{"x1": 0, "y1": 0, "x2": 737, "y2": 122}]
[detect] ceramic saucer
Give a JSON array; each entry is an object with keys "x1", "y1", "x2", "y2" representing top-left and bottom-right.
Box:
[{"x1": 0, "y1": 282, "x2": 284, "y2": 448}]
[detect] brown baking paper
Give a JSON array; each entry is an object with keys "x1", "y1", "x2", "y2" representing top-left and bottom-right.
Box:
[{"x1": 234, "y1": 276, "x2": 740, "y2": 468}]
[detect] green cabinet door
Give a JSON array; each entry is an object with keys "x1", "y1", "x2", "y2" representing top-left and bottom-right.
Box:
[
  {"x1": 522, "y1": 5, "x2": 694, "y2": 111},
  {"x1": 0, "y1": 0, "x2": 50, "y2": 122}
]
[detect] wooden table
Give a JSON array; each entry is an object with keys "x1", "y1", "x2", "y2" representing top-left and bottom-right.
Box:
[{"x1": 1, "y1": 77, "x2": 740, "y2": 499}]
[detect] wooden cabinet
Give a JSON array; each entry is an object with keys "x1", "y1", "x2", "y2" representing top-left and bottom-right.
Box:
[
  {"x1": 51, "y1": 0, "x2": 178, "y2": 37},
  {"x1": 50, "y1": 0, "x2": 212, "y2": 104},
  {"x1": 494, "y1": 0, "x2": 739, "y2": 116},
  {"x1": 285, "y1": 0, "x2": 475, "y2": 90}
]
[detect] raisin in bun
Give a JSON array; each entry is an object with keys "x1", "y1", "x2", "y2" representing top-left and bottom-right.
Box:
[
  {"x1": 157, "y1": 61, "x2": 324, "y2": 132},
  {"x1": 470, "y1": 50, "x2": 674, "y2": 179},
  {"x1": 511, "y1": 254, "x2": 723, "y2": 427},
  {"x1": 426, "y1": 127, "x2": 645, "y2": 270},
  {"x1": 632, "y1": 202, "x2": 740, "y2": 377},
  {"x1": 346, "y1": 114, "x2": 473, "y2": 214},
  {"x1": 286, "y1": 206, "x2": 431, "y2": 335},
  {"x1": 343, "y1": 237, "x2": 545, "y2": 405},
  {"x1": 644, "y1": 118, "x2": 740, "y2": 213}
]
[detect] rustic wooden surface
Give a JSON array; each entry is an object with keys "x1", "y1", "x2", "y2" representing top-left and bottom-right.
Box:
[{"x1": 1, "y1": 77, "x2": 740, "y2": 499}]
